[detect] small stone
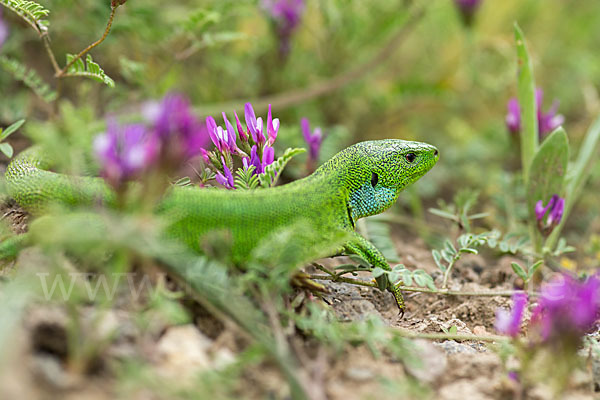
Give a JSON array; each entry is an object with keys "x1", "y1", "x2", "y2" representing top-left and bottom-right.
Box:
[
  {"x1": 212, "y1": 347, "x2": 236, "y2": 370},
  {"x1": 404, "y1": 339, "x2": 447, "y2": 383},
  {"x1": 345, "y1": 367, "x2": 375, "y2": 381},
  {"x1": 473, "y1": 325, "x2": 488, "y2": 336},
  {"x1": 434, "y1": 340, "x2": 478, "y2": 355},
  {"x1": 155, "y1": 324, "x2": 212, "y2": 380}
]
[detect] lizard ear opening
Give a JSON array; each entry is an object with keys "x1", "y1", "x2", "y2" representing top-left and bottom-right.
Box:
[{"x1": 370, "y1": 172, "x2": 378, "y2": 187}]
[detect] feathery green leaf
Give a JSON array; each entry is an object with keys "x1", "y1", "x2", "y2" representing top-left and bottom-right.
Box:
[
  {"x1": 63, "y1": 54, "x2": 115, "y2": 88},
  {"x1": 0, "y1": 56, "x2": 57, "y2": 102}
]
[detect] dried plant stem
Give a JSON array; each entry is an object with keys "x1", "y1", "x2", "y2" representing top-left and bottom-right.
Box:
[
  {"x1": 55, "y1": 6, "x2": 118, "y2": 78},
  {"x1": 41, "y1": 35, "x2": 61, "y2": 74},
  {"x1": 307, "y1": 274, "x2": 536, "y2": 298},
  {"x1": 395, "y1": 329, "x2": 508, "y2": 343}
]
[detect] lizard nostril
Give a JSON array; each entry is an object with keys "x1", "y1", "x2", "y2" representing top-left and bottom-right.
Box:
[{"x1": 433, "y1": 149, "x2": 438, "y2": 157}]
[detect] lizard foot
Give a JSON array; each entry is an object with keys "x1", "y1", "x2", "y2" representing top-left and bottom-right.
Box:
[{"x1": 390, "y1": 283, "x2": 405, "y2": 319}]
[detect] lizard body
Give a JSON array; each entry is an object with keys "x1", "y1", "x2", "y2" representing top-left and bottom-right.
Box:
[{"x1": 4, "y1": 139, "x2": 439, "y2": 310}]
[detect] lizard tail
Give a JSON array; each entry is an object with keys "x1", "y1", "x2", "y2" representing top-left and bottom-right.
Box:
[{"x1": 5, "y1": 147, "x2": 115, "y2": 212}]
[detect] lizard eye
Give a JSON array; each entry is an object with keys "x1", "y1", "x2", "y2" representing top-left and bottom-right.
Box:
[
  {"x1": 405, "y1": 153, "x2": 416, "y2": 163},
  {"x1": 370, "y1": 172, "x2": 378, "y2": 187}
]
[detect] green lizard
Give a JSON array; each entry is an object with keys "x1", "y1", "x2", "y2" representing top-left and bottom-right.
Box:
[{"x1": 3, "y1": 139, "x2": 438, "y2": 312}]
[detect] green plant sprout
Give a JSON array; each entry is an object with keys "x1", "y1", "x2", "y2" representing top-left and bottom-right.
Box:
[{"x1": 0, "y1": 119, "x2": 24, "y2": 158}]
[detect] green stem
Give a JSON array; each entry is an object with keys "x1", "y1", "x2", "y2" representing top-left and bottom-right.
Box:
[{"x1": 441, "y1": 254, "x2": 460, "y2": 289}]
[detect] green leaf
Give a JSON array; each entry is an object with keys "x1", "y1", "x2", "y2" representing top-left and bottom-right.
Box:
[
  {"x1": 468, "y1": 212, "x2": 489, "y2": 220},
  {"x1": 431, "y1": 250, "x2": 444, "y2": 270},
  {"x1": 401, "y1": 269, "x2": 412, "y2": 286},
  {"x1": 511, "y1": 262, "x2": 527, "y2": 280},
  {"x1": 441, "y1": 249, "x2": 453, "y2": 263},
  {"x1": 527, "y1": 260, "x2": 543, "y2": 278},
  {"x1": 0, "y1": 143, "x2": 14, "y2": 158},
  {"x1": 64, "y1": 54, "x2": 115, "y2": 88},
  {"x1": 449, "y1": 325, "x2": 458, "y2": 335},
  {"x1": 374, "y1": 274, "x2": 388, "y2": 291},
  {"x1": 172, "y1": 176, "x2": 192, "y2": 187},
  {"x1": 428, "y1": 208, "x2": 457, "y2": 221},
  {"x1": 0, "y1": 56, "x2": 57, "y2": 102},
  {"x1": 444, "y1": 239, "x2": 457, "y2": 256},
  {"x1": 0, "y1": 0, "x2": 49, "y2": 36},
  {"x1": 371, "y1": 267, "x2": 385, "y2": 278},
  {"x1": 258, "y1": 147, "x2": 305, "y2": 188},
  {"x1": 457, "y1": 234, "x2": 470, "y2": 248},
  {"x1": 514, "y1": 23, "x2": 538, "y2": 181},
  {"x1": 546, "y1": 114, "x2": 600, "y2": 250},
  {"x1": 527, "y1": 127, "x2": 569, "y2": 223},
  {"x1": 0, "y1": 119, "x2": 25, "y2": 141},
  {"x1": 388, "y1": 270, "x2": 400, "y2": 285},
  {"x1": 234, "y1": 165, "x2": 259, "y2": 190},
  {"x1": 459, "y1": 248, "x2": 478, "y2": 254}
]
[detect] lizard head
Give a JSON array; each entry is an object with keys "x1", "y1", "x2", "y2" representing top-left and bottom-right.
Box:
[{"x1": 317, "y1": 139, "x2": 439, "y2": 222}]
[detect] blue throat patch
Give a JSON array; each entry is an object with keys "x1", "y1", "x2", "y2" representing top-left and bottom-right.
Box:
[{"x1": 349, "y1": 181, "x2": 396, "y2": 222}]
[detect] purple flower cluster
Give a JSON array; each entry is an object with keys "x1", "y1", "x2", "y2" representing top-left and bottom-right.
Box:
[
  {"x1": 453, "y1": 0, "x2": 483, "y2": 26},
  {"x1": 262, "y1": 0, "x2": 305, "y2": 56},
  {"x1": 505, "y1": 89, "x2": 565, "y2": 140},
  {"x1": 203, "y1": 103, "x2": 280, "y2": 189},
  {"x1": 495, "y1": 292, "x2": 528, "y2": 337},
  {"x1": 532, "y1": 274, "x2": 600, "y2": 342},
  {"x1": 0, "y1": 9, "x2": 9, "y2": 48},
  {"x1": 94, "y1": 122, "x2": 160, "y2": 187},
  {"x1": 494, "y1": 273, "x2": 600, "y2": 345},
  {"x1": 535, "y1": 194, "x2": 565, "y2": 234},
  {"x1": 95, "y1": 93, "x2": 208, "y2": 188},
  {"x1": 301, "y1": 118, "x2": 322, "y2": 162},
  {"x1": 146, "y1": 94, "x2": 210, "y2": 159}
]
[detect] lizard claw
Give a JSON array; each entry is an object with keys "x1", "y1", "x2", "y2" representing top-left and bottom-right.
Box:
[{"x1": 397, "y1": 308, "x2": 405, "y2": 319}]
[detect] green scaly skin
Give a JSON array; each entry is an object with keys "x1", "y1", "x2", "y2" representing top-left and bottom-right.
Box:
[{"x1": 4, "y1": 139, "x2": 439, "y2": 313}]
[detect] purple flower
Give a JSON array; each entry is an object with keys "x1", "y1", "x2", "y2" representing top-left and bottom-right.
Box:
[
  {"x1": 505, "y1": 98, "x2": 521, "y2": 135},
  {"x1": 263, "y1": 0, "x2": 305, "y2": 30},
  {"x1": 199, "y1": 148, "x2": 210, "y2": 164},
  {"x1": 536, "y1": 89, "x2": 565, "y2": 136},
  {"x1": 266, "y1": 105, "x2": 280, "y2": 146},
  {"x1": 535, "y1": 194, "x2": 565, "y2": 233},
  {"x1": 0, "y1": 9, "x2": 8, "y2": 49},
  {"x1": 531, "y1": 274, "x2": 600, "y2": 342},
  {"x1": 301, "y1": 118, "x2": 323, "y2": 162},
  {"x1": 505, "y1": 89, "x2": 565, "y2": 140},
  {"x1": 234, "y1": 111, "x2": 249, "y2": 142},
  {"x1": 206, "y1": 114, "x2": 237, "y2": 154},
  {"x1": 263, "y1": 145, "x2": 275, "y2": 166},
  {"x1": 215, "y1": 156, "x2": 235, "y2": 189},
  {"x1": 262, "y1": 0, "x2": 305, "y2": 56},
  {"x1": 244, "y1": 103, "x2": 265, "y2": 145},
  {"x1": 144, "y1": 93, "x2": 209, "y2": 158},
  {"x1": 94, "y1": 121, "x2": 159, "y2": 187},
  {"x1": 249, "y1": 145, "x2": 275, "y2": 174},
  {"x1": 495, "y1": 292, "x2": 527, "y2": 337},
  {"x1": 453, "y1": 0, "x2": 483, "y2": 26}
]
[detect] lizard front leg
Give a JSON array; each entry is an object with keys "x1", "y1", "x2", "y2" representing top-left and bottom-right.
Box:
[{"x1": 344, "y1": 232, "x2": 405, "y2": 315}]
